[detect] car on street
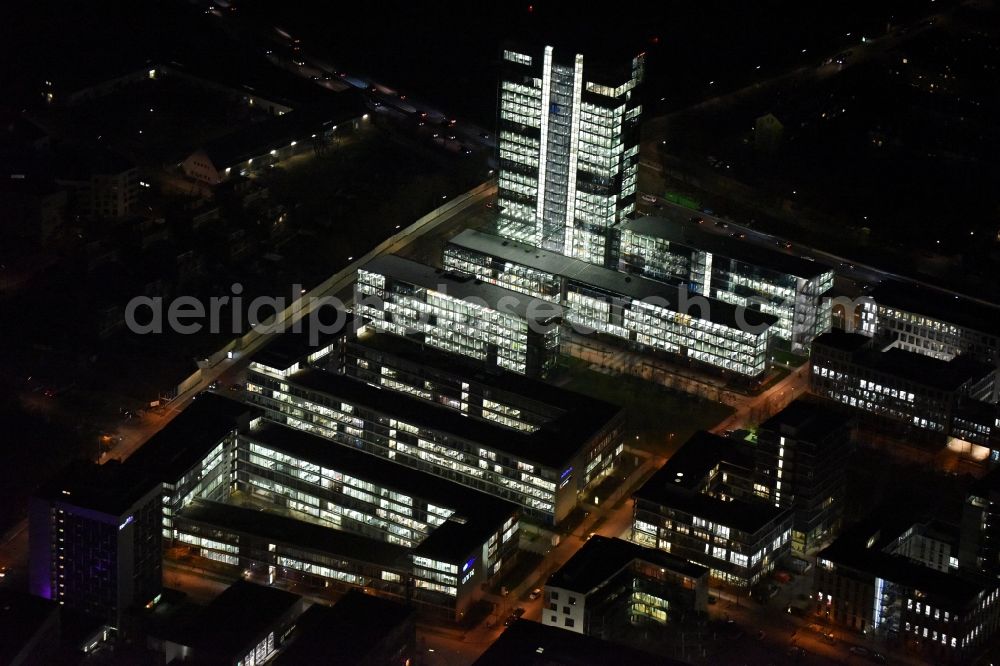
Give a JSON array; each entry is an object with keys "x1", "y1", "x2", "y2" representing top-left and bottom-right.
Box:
[
  {"x1": 528, "y1": 588, "x2": 542, "y2": 600},
  {"x1": 850, "y1": 646, "x2": 870, "y2": 657},
  {"x1": 505, "y1": 607, "x2": 526, "y2": 626},
  {"x1": 787, "y1": 645, "x2": 805, "y2": 660}
]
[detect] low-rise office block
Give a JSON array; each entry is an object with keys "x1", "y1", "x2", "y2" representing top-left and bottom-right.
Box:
[
  {"x1": 632, "y1": 432, "x2": 793, "y2": 589},
  {"x1": 543, "y1": 536, "x2": 708, "y2": 636},
  {"x1": 445, "y1": 230, "x2": 777, "y2": 379},
  {"x1": 246, "y1": 366, "x2": 621, "y2": 525},
  {"x1": 618, "y1": 217, "x2": 834, "y2": 352},
  {"x1": 816, "y1": 519, "x2": 1000, "y2": 663},
  {"x1": 810, "y1": 330, "x2": 999, "y2": 453},
  {"x1": 356, "y1": 254, "x2": 564, "y2": 378}
]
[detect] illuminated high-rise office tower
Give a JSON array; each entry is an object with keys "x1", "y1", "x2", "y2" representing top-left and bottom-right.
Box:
[{"x1": 496, "y1": 44, "x2": 643, "y2": 267}]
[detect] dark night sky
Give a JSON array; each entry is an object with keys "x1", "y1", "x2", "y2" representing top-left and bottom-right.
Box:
[{"x1": 1, "y1": 0, "x2": 935, "y2": 123}]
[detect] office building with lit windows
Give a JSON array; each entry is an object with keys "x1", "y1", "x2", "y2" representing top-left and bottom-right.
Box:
[
  {"x1": 632, "y1": 432, "x2": 792, "y2": 589},
  {"x1": 246, "y1": 366, "x2": 621, "y2": 525},
  {"x1": 113, "y1": 394, "x2": 518, "y2": 620},
  {"x1": 618, "y1": 217, "x2": 835, "y2": 352},
  {"x1": 29, "y1": 461, "x2": 162, "y2": 627},
  {"x1": 542, "y1": 536, "x2": 708, "y2": 636},
  {"x1": 815, "y1": 519, "x2": 1000, "y2": 663},
  {"x1": 345, "y1": 330, "x2": 626, "y2": 437},
  {"x1": 120, "y1": 393, "x2": 262, "y2": 540},
  {"x1": 246, "y1": 311, "x2": 359, "y2": 379},
  {"x1": 71, "y1": 388, "x2": 517, "y2": 622},
  {"x1": 172, "y1": 421, "x2": 519, "y2": 621},
  {"x1": 273, "y1": 590, "x2": 417, "y2": 666},
  {"x1": 959, "y1": 467, "x2": 1000, "y2": 575},
  {"x1": 497, "y1": 44, "x2": 644, "y2": 267},
  {"x1": 355, "y1": 254, "x2": 564, "y2": 378},
  {"x1": 755, "y1": 400, "x2": 853, "y2": 554},
  {"x1": 860, "y1": 280, "x2": 1000, "y2": 368},
  {"x1": 445, "y1": 229, "x2": 777, "y2": 378},
  {"x1": 810, "y1": 330, "x2": 1000, "y2": 451},
  {"x1": 153, "y1": 580, "x2": 304, "y2": 666}
]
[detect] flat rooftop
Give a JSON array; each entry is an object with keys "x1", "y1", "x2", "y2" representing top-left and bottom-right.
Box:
[
  {"x1": 447, "y1": 230, "x2": 777, "y2": 330},
  {"x1": 871, "y1": 280, "x2": 1000, "y2": 338},
  {"x1": 360, "y1": 254, "x2": 566, "y2": 325},
  {"x1": 177, "y1": 499, "x2": 410, "y2": 569},
  {"x1": 349, "y1": 330, "x2": 624, "y2": 430},
  {"x1": 35, "y1": 459, "x2": 158, "y2": 517},
  {"x1": 643, "y1": 431, "x2": 753, "y2": 492},
  {"x1": 165, "y1": 580, "x2": 301, "y2": 657},
  {"x1": 814, "y1": 332, "x2": 996, "y2": 392},
  {"x1": 0, "y1": 590, "x2": 58, "y2": 666},
  {"x1": 620, "y1": 216, "x2": 832, "y2": 280},
  {"x1": 243, "y1": 422, "x2": 517, "y2": 562},
  {"x1": 251, "y1": 311, "x2": 358, "y2": 371},
  {"x1": 548, "y1": 536, "x2": 707, "y2": 594},
  {"x1": 820, "y1": 520, "x2": 992, "y2": 611},
  {"x1": 759, "y1": 399, "x2": 850, "y2": 441},
  {"x1": 809, "y1": 329, "x2": 873, "y2": 354},
  {"x1": 287, "y1": 369, "x2": 605, "y2": 469},
  {"x1": 634, "y1": 432, "x2": 788, "y2": 535},
  {"x1": 273, "y1": 591, "x2": 414, "y2": 666},
  {"x1": 124, "y1": 393, "x2": 259, "y2": 482},
  {"x1": 473, "y1": 619, "x2": 687, "y2": 666}
]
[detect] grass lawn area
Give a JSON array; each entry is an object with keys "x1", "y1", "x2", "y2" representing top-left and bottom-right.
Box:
[
  {"x1": 556, "y1": 356, "x2": 733, "y2": 456},
  {"x1": 773, "y1": 348, "x2": 809, "y2": 367}
]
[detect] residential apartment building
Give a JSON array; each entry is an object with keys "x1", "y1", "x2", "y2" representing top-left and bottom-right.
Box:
[
  {"x1": 618, "y1": 216, "x2": 834, "y2": 352},
  {"x1": 497, "y1": 44, "x2": 644, "y2": 267},
  {"x1": 632, "y1": 432, "x2": 793, "y2": 589},
  {"x1": 355, "y1": 254, "x2": 564, "y2": 378},
  {"x1": 445, "y1": 229, "x2": 777, "y2": 379}
]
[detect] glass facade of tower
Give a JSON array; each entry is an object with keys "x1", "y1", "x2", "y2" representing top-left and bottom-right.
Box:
[{"x1": 497, "y1": 45, "x2": 643, "y2": 267}]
